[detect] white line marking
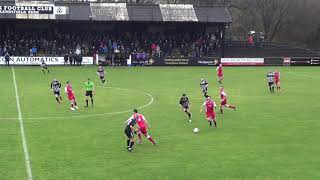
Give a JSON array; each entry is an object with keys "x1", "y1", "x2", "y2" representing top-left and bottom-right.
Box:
[
  {"x1": 27, "y1": 86, "x2": 154, "y2": 120},
  {"x1": 12, "y1": 67, "x2": 33, "y2": 180}
]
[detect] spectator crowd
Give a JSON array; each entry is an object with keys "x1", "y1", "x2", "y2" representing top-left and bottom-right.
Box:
[{"x1": 0, "y1": 28, "x2": 222, "y2": 58}]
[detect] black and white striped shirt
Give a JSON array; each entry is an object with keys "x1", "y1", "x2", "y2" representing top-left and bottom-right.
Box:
[
  {"x1": 200, "y1": 80, "x2": 208, "y2": 90},
  {"x1": 51, "y1": 80, "x2": 61, "y2": 92},
  {"x1": 180, "y1": 96, "x2": 190, "y2": 108},
  {"x1": 267, "y1": 72, "x2": 275, "y2": 83}
]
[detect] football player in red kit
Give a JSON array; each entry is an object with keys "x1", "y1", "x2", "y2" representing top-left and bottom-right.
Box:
[
  {"x1": 274, "y1": 70, "x2": 281, "y2": 90},
  {"x1": 200, "y1": 96, "x2": 217, "y2": 128},
  {"x1": 219, "y1": 86, "x2": 236, "y2": 114},
  {"x1": 65, "y1": 81, "x2": 79, "y2": 111},
  {"x1": 129, "y1": 109, "x2": 156, "y2": 145},
  {"x1": 216, "y1": 64, "x2": 223, "y2": 84}
]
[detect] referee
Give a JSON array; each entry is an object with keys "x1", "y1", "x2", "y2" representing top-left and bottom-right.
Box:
[{"x1": 85, "y1": 78, "x2": 95, "y2": 107}]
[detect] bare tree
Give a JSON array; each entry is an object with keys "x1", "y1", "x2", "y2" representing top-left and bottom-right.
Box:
[{"x1": 253, "y1": 0, "x2": 295, "y2": 42}]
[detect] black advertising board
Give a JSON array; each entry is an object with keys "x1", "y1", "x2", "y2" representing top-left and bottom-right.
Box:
[
  {"x1": 97, "y1": 53, "x2": 221, "y2": 66},
  {"x1": 150, "y1": 56, "x2": 220, "y2": 66},
  {"x1": 288, "y1": 57, "x2": 320, "y2": 66}
]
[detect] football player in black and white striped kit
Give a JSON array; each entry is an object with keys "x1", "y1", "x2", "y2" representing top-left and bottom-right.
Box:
[
  {"x1": 41, "y1": 59, "x2": 50, "y2": 74},
  {"x1": 200, "y1": 77, "x2": 209, "y2": 98},
  {"x1": 267, "y1": 71, "x2": 275, "y2": 93},
  {"x1": 179, "y1": 93, "x2": 192, "y2": 123},
  {"x1": 123, "y1": 116, "x2": 137, "y2": 152},
  {"x1": 51, "y1": 79, "x2": 62, "y2": 104},
  {"x1": 97, "y1": 66, "x2": 106, "y2": 85}
]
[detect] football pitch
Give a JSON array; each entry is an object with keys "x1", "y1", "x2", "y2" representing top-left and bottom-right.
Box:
[{"x1": 0, "y1": 66, "x2": 319, "y2": 180}]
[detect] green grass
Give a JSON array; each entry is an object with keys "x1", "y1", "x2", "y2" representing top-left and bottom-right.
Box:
[{"x1": 0, "y1": 66, "x2": 320, "y2": 180}]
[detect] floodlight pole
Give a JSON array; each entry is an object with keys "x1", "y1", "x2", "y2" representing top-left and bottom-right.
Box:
[{"x1": 221, "y1": 24, "x2": 226, "y2": 58}]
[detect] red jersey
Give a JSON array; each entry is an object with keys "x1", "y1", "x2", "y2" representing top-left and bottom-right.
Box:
[
  {"x1": 65, "y1": 84, "x2": 75, "y2": 99},
  {"x1": 134, "y1": 114, "x2": 147, "y2": 129},
  {"x1": 220, "y1": 90, "x2": 227, "y2": 101},
  {"x1": 217, "y1": 65, "x2": 223, "y2": 76},
  {"x1": 274, "y1": 71, "x2": 280, "y2": 80},
  {"x1": 220, "y1": 90, "x2": 227, "y2": 105},
  {"x1": 203, "y1": 100, "x2": 216, "y2": 113}
]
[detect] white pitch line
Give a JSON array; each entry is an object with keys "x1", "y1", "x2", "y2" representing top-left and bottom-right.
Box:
[
  {"x1": 27, "y1": 86, "x2": 154, "y2": 120},
  {"x1": 12, "y1": 67, "x2": 33, "y2": 180}
]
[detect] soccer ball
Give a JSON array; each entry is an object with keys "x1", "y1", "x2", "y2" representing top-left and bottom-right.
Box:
[{"x1": 193, "y1": 128, "x2": 199, "y2": 133}]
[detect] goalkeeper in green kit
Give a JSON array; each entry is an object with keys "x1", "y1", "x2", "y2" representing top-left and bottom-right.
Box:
[{"x1": 85, "y1": 78, "x2": 95, "y2": 108}]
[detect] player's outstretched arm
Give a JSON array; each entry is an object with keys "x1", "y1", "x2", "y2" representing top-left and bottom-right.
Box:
[
  {"x1": 123, "y1": 116, "x2": 134, "y2": 125},
  {"x1": 123, "y1": 119, "x2": 129, "y2": 125}
]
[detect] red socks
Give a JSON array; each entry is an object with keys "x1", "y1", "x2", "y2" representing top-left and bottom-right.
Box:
[{"x1": 148, "y1": 136, "x2": 156, "y2": 144}]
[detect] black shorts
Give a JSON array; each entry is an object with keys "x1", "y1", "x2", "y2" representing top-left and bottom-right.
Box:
[
  {"x1": 124, "y1": 128, "x2": 134, "y2": 138},
  {"x1": 202, "y1": 88, "x2": 208, "y2": 93},
  {"x1": 183, "y1": 106, "x2": 189, "y2": 110},
  {"x1": 268, "y1": 82, "x2": 274, "y2": 87},
  {"x1": 85, "y1": 91, "x2": 93, "y2": 97},
  {"x1": 53, "y1": 91, "x2": 60, "y2": 96},
  {"x1": 100, "y1": 76, "x2": 105, "y2": 80}
]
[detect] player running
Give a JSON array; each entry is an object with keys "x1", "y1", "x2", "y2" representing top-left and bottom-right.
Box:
[
  {"x1": 219, "y1": 86, "x2": 236, "y2": 114},
  {"x1": 216, "y1": 64, "x2": 223, "y2": 84},
  {"x1": 123, "y1": 112, "x2": 138, "y2": 152},
  {"x1": 179, "y1": 93, "x2": 192, "y2": 122},
  {"x1": 84, "y1": 78, "x2": 95, "y2": 108},
  {"x1": 65, "y1": 81, "x2": 79, "y2": 111},
  {"x1": 50, "y1": 79, "x2": 62, "y2": 104},
  {"x1": 200, "y1": 96, "x2": 217, "y2": 128},
  {"x1": 40, "y1": 59, "x2": 50, "y2": 74},
  {"x1": 97, "y1": 66, "x2": 106, "y2": 85},
  {"x1": 129, "y1": 109, "x2": 157, "y2": 145},
  {"x1": 267, "y1": 71, "x2": 275, "y2": 93},
  {"x1": 274, "y1": 70, "x2": 281, "y2": 91},
  {"x1": 200, "y1": 77, "x2": 209, "y2": 98}
]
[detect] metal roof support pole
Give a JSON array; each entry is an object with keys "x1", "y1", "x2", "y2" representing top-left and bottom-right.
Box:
[{"x1": 221, "y1": 24, "x2": 226, "y2": 58}]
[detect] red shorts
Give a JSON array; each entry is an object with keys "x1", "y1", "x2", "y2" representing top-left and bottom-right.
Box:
[
  {"x1": 218, "y1": 74, "x2": 223, "y2": 79},
  {"x1": 206, "y1": 112, "x2": 216, "y2": 120},
  {"x1": 275, "y1": 79, "x2": 280, "y2": 85},
  {"x1": 68, "y1": 95, "x2": 75, "y2": 101},
  {"x1": 139, "y1": 126, "x2": 147, "y2": 135},
  {"x1": 221, "y1": 100, "x2": 227, "y2": 106}
]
